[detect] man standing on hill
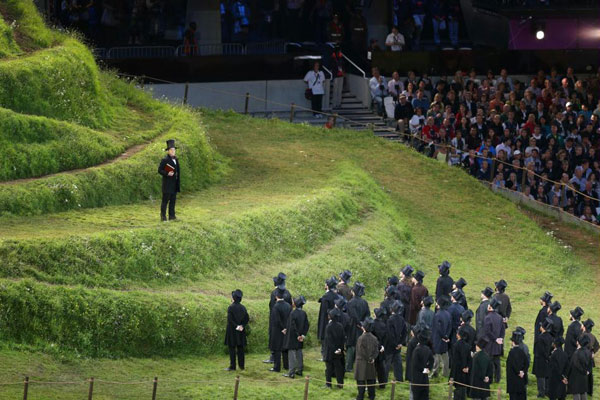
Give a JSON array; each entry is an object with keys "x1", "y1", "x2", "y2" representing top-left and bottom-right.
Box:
[{"x1": 158, "y1": 139, "x2": 180, "y2": 221}]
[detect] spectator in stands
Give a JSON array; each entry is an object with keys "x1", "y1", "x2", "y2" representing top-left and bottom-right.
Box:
[
  {"x1": 411, "y1": 0, "x2": 427, "y2": 50},
  {"x1": 429, "y1": 0, "x2": 446, "y2": 47},
  {"x1": 369, "y1": 67, "x2": 389, "y2": 117},
  {"x1": 328, "y1": 13, "x2": 344, "y2": 43},
  {"x1": 183, "y1": 22, "x2": 198, "y2": 56},
  {"x1": 350, "y1": 8, "x2": 368, "y2": 56},
  {"x1": 385, "y1": 26, "x2": 405, "y2": 52},
  {"x1": 412, "y1": 90, "x2": 430, "y2": 113},
  {"x1": 395, "y1": 94, "x2": 414, "y2": 136},
  {"x1": 446, "y1": 0, "x2": 461, "y2": 48},
  {"x1": 330, "y1": 44, "x2": 345, "y2": 109},
  {"x1": 409, "y1": 107, "x2": 425, "y2": 136},
  {"x1": 304, "y1": 61, "x2": 326, "y2": 118},
  {"x1": 388, "y1": 71, "x2": 405, "y2": 101},
  {"x1": 366, "y1": 38, "x2": 382, "y2": 66},
  {"x1": 232, "y1": 0, "x2": 251, "y2": 43}
]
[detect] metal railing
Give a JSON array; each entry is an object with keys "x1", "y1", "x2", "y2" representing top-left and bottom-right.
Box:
[
  {"x1": 106, "y1": 46, "x2": 176, "y2": 59},
  {"x1": 175, "y1": 43, "x2": 245, "y2": 56},
  {"x1": 246, "y1": 40, "x2": 287, "y2": 55}
]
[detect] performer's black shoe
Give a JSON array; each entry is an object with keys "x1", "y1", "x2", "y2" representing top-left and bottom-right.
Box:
[
  {"x1": 269, "y1": 368, "x2": 280, "y2": 372},
  {"x1": 161, "y1": 215, "x2": 167, "y2": 222},
  {"x1": 169, "y1": 216, "x2": 177, "y2": 221}
]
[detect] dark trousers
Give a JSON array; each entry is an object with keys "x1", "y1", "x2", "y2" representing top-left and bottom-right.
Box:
[
  {"x1": 375, "y1": 355, "x2": 387, "y2": 388},
  {"x1": 161, "y1": 192, "x2": 177, "y2": 219},
  {"x1": 385, "y1": 350, "x2": 404, "y2": 381},
  {"x1": 508, "y1": 393, "x2": 526, "y2": 400},
  {"x1": 492, "y1": 355, "x2": 501, "y2": 383},
  {"x1": 311, "y1": 94, "x2": 323, "y2": 114},
  {"x1": 229, "y1": 345, "x2": 244, "y2": 370},
  {"x1": 273, "y1": 350, "x2": 288, "y2": 372},
  {"x1": 325, "y1": 355, "x2": 345, "y2": 388},
  {"x1": 453, "y1": 385, "x2": 467, "y2": 400},
  {"x1": 346, "y1": 345, "x2": 356, "y2": 371},
  {"x1": 357, "y1": 379, "x2": 376, "y2": 400},
  {"x1": 536, "y1": 376, "x2": 547, "y2": 396}
]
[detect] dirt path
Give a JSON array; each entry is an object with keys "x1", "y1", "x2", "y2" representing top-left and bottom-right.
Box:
[
  {"x1": 522, "y1": 208, "x2": 599, "y2": 269},
  {"x1": 0, "y1": 142, "x2": 149, "y2": 186}
]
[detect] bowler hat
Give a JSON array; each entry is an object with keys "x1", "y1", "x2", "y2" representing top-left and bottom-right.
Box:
[{"x1": 164, "y1": 139, "x2": 177, "y2": 151}]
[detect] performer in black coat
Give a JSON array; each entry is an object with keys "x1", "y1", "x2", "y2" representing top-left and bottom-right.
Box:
[
  {"x1": 547, "y1": 301, "x2": 564, "y2": 338},
  {"x1": 506, "y1": 331, "x2": 529, "y2": 400},
  {"x1": 547, "y1": 337, "x2": 568, "y2": 400},
  {"x1": 405, "y1": 323, "x2": 424, "y2": 382},
  {"x1": 581, "y1": 319, "x2": 599, "y2": 397},
  {"x1": 482, "y1": 297, "x2": 505, "y2": 383},
  {"x1": 355, "y1": 318, "x2": 379, "y2": 400},
  {"x1": 337, "y1": 270, "x2": 353, "y2": 301},
  {"x1": 157, "y1": 139, "x2": 181, "y2": 221},
  {"x1": 476, "y1": 287, "x2": 493, "y2": 340},
  {"x1": 534, "y1": 292, "x2": 553, "y2": 344},
  {"x1": 324, "y1": 308, "x2": 346, "y2": 388},
  {"x1": 265, "y1": 273, "x2": 291, "y2": 364},
  {"x1": 449, "y1": 291, "x2": 466, "y2": 346},
  {"x1": 385, "y1": 300, "x2": 407, "y2": 382},
  {"x1": 469, "y1": 338, "x2": 493, "y2": 400},
  {"x1": 533, "y1": 318, "x2": 553, "y2": 397},
  {"x1": 450, "y1": 326, "x2": 472, "y2": 400},
  {"x1": 410, "y1": 329, "x2": 434, "y2": 400},
  {"x1": 566, "y1": 335, "x2": 592, "y2": 398},
  {"x1": 269, "y1": 289, "x2": 292, "y2": 372},
  {"x1": 493, "y1": 279, "x2": 512, "y2": 327},
  {"x1": 432, "y1": 296, "x2": 452, "y2": 378},
  {"x1": 346, "y1": 282, "x2": 370, "y2": 372},
  {"x1": 398, "y1": 265, "x2": 415, "y2": 321},
  {"x1": 283, "y1": 296, "x2": 309, "y2": 378},
  {"x1": 460, "y1": 310, "x2": 477, "y2": 352},
  {"x1": 453, "y1": 277, "x2": 468, "y2": 309},
  {"x1": 318, "y1": 276, "x2": 339, "y2": 358},
  {"x1": 565, "y1": 306, "x2": 584, "y2": 359},
  {"x1": 435, "y1": 261, "x2": 454, "y2": 301},
  {"x1": 372, "y1": 307, "x2": 388, "y2": 388},
  {"x1": 224, "y1": 289, "x2": 249, "y2": 371}
]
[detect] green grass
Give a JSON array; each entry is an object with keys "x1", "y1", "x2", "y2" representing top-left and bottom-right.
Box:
[
  {"x1": 0, "y1": 14, "x2": 20, "y2": 57},
  {"x1": 0, "y1": 0, "x2": 63, "y2": 52}
]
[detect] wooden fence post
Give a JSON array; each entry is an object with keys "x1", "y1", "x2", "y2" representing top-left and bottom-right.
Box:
[
  {"x1": 290, "y1": 103, "x2": 296, "y2": 123},
  {"x1": 497, "y1": 387, "x2": 502, "y2": 400},
  {"x1": 22, "y1": 377, "x2": 29, "y2": 400},
  {"x1": 233, "y1": 375, "x2": 240, "y2": 400},
  {"x1": 183, "y1": 82, "x2": 189, "y2": 105},
  {"x1": 303, "y1": 375, "x2": 309, "y2": 400},
  {"x1": 521, "y1": 165, "x2": 527, "y2": 191},
  {"x1": 244, "y1": 93, "x2": 250, "y2": 115},
  {"x1": 88, "y1": 377, "x2": 94, "y2": 400},
  {"x1": 333, "y1": 113, "x2": 338, "y2": 127},
  {"x1": 447, "y1": 379, "x2": 453, "y2": 400},
  {"x1": 490, "y1": 158, "x2": 496, "y2": 182},
  {"x1": 390, "y1": 380, "x2": 396, "y2": 399},
  {"x1": 151, "y1": 377, "x2": 158, "y2": 400},
  {"x1": 140, "y1": 75, "x2": 145, "y2": 89}
]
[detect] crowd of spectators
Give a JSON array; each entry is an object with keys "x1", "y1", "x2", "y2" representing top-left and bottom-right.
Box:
[
  {"x1": 373, "y1": 66, "x2": 600, "y2": 224},
  {"x1": 52, "y1": 0, "x2": 186, "y2": 46}
]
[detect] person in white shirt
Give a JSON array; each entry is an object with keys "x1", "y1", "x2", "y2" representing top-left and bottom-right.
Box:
[
  {"x1": 388, "y1": 71, "x2": 405, "y2": 101},
  {"x1": 385, "y1": 26, "x2": 405, "y2": 52},
  {"x1": 304, "y1": 61, "x2": 326, "y2": 118},
  {"x1": 369, "y1": 67, "x2": 388, "y2": 117}
]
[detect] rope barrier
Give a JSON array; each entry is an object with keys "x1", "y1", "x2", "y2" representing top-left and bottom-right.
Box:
[{"x1": 114, "y1": 71, "x2": 600, "y2": 216}]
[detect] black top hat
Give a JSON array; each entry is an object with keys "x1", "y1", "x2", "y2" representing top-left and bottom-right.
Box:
[
  {"x1": 461, "y1": 309, "x2": 474, "y2": 323},
  {"x1": 418, "y1": 329, "x2": 431, "y2": 344},
  {"x1": 423, "y1": 296, "x2": 434, "y2": 307},
  {"x1": 511, "y1": 331, "x2": 523, "y2": 344},
  {"x1": 542, "y1": 317, "x2": 554, "y2": 332},
  {"x1": 437, "y1": 295, "x2": 451, "y2": 309},
  {"x1": 495, "y1": 279, "x2": 508, "y2": 291},
  {"x1": 388, "y1": 276, "x2": 399, "y2": 286},
  {"x1": 294, "y1": 295, "x2": 306, "y2": 308},
  {"x1": 455, "y1": 277, "x2": 467, "y2": 289},
  {"x1": 549, "y1": 301, "x2": 562, "y2": 313},
  {"x1": 232, "y1": 289, "x2": 243, "y2": 302},
  {"x1": 570, "y1": 306, "x2": 584, "y2": 320},
  {"x1": 361, "y1": 317, "x2": 375, "y2": 332},
  {"x1": 489, "y1": 297, "x2": 502, "y2": 310},
  {"x1": 515, "y1": 326, "x2": 526, "y2": 336},
  {"x1": 583, "y1": 318, "x2": 594, "y2": 332},
  {"x1": 328, "y1": 307, "x2": 342, "y2": 320},
  {"x1": 273, "y1": 272, "x2": 287, "y2": 286},
  {"x1": 451, "y1": 289, "x2": 463, "y2": 302},
  {"x1": 352, "y1": 281, "x2": 365, "y2": 297},
  {"x1": 339, "y1": 270, "x2": 352, "y2": 283},
  {"x1": 481, "y1": 287, "x2": 494, "y2": 298},
  {"x1": 335, "y1": 296, "x2": 347, "y2": 310},
  {"x1": 386, "y1": 285, "x2": 399, "y2": 299},
  {"x1": 540, "y1": 291, "x2": 553, "y2": 304},
  {"x1": 391, "y1": 300, "x2": 404, "y2": 314},
  {"x1": 553, "y1": 336, "x2": 565, "y2": 347},
  {"x1": 374, "y1": 307, "x2": 387, "y2": 319},
  {"x1": 578, "y1": 334, "x2": 591, "y2": 348},
  {"x1": 164, "y1": 139, "x2": 177, "y2": 151},
  {"x1": 476, "y1": 337, "x2": 489, "y2": 349},
  {"x1": 415, "y1": 270, "x2": 425, "y2": 282},
  {"x1": 438, "y1": 260, "x2": 451, "y2": 275},
  {"x1": 326, "y1": 276, "x2": 338, "y2": 289},
  {"x1": 401, "y1": 265, "x2": 414, "y2": 277}
]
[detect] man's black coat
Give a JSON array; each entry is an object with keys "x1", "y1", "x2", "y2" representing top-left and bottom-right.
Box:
[{"x1": 158, "y1": 155, "x2": 181, "y2": 194}]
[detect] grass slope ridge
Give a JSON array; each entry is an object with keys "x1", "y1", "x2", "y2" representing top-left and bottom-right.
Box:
[
  {"x1": 0, "y1": 164, "x2": 371, "y2": 288},
  {"x1": 0, "y1": 0, "x2": 63, "y2": 52},
  {"x1": 0, "y1": 15, "x2": 20, "y2": 57}
]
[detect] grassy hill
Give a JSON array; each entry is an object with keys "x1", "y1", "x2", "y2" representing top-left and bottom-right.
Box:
[{"x1": 0, "y1": 2, "x2": 597, "y2": 399}]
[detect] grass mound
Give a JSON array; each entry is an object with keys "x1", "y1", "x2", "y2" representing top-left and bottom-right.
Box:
[
  {"x1": 0, "y1": 0, "x2": 63, "y2": 52},
  {"x1": 0, "y1": 15, "x2": 20, "y2": 57}
]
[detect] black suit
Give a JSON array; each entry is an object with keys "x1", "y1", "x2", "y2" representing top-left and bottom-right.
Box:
[{"x1": 158, "y1": 155, "x2": 181, "y2": 220}]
